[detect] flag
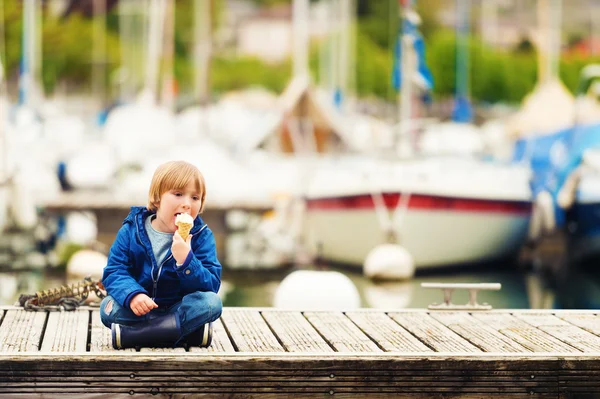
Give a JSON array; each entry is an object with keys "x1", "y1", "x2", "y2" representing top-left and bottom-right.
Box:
[{"x1": 391, "y1": 11, "x2": 433, "y2": 92}]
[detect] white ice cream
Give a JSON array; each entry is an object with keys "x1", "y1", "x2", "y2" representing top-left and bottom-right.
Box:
[{"x1": 175, "y1": 213, "x2": 193, "y2": 225}]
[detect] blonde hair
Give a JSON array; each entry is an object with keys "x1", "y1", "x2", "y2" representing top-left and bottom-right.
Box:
[{"x1": 147, "y1": 161, "x2": 206, "y2": 213}]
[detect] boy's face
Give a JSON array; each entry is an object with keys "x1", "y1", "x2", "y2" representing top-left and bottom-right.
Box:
[{"x1": 154, "y1": 179, "x2": 202, "y2": 233}]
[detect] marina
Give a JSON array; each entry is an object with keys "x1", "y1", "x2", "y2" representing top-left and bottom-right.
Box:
[
  {"x1": 1, "y1": 306, "x2": 600, "y2": 397},
  {"x1": 1, "y1": 1, "x2": 600, "y2": 397}
]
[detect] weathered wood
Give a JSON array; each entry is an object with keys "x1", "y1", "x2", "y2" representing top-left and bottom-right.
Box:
[
  {"x1": 303, "y1": 311, "x2": 382, "y2": 352},
  {"x1": 515, "y1": 313, "x2": 600, "y2": 352},
  {"x1": 41, "y1": 310, "x2": 89, "y2": 353},
  {"x1": 388, "y1": 312, "x2": 480, "y2": 352},
  {"x1": 558, "y1": 313, "x2": 600, "y2": 337},
  {"x1": 0, "y1": 357, "x2": 561, "y2": 397},
  {"x1": 0, "y1": 310, "x2": 46, "y2": 352},
  {"x1": 220, "y1": 309, "x2": 284, "y2": 352},
  {"x1": 1, "y1": 307, "x2": 600, "y2": 397},
  {"x1": 429, "y1": 311, "x2": 527, "y2": 352},
  {"x1": 89, "y1": 311, "x2": 134, "y2": 353},
  {"x1": 189, "y1": 318, "x2": 235, "y2": 353},
  {"x1": 139, "y1": 346, "x2": 186, "y2": 353},
  {"x1": 345, "y1": 311, "x2": 432, "y2": 352},
  {"x1": 471, "y1": 313, "x2": 579, "y2": 353},
  {"x1": 261, "y1": 311, "x2": 333, "y2": 352},
  {"x1": 559, "y1": 357, "x2": 600, "y2": 398}
]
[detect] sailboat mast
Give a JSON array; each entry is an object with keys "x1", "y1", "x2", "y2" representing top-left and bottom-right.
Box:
[
  {"x1": 0, "y1": 0, "x2": 5, "y2": 184},
  {"x1": 145, "y1": 0, "x2": 166, "y2": 102},
  {"x1": 398, "y1": 0, "x2": 413, "y2": 158},
  {"x1": 537, "y1": 0, "x2": 562, "y2": 84},
  {"x1": 19, "y1": 0, "x2": 36, "y2": 108},
  {"x1": 292, "y1": 0, "x2": 309, "y2": 79},
  {"x1": 92, "y1": 0, "x2": 106, "y2": 109},
  {"x1": 161, "y1": 0, "x2": 175, "y2": 110},
  {"x1": 193, "y1": 0, "x2": 212, "y2": 105}
]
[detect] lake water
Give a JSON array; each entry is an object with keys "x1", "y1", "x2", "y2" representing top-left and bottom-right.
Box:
[{"x1": 2, "y1": 263, "x2": 599, "y2": 310}]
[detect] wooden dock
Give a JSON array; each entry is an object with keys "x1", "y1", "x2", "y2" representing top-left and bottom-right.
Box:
[{"x1": 1, "y1": 306, "x2": 599, "y2": 398}]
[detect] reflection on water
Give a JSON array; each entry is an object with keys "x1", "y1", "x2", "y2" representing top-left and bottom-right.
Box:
[{"x1": 3, "y1": 264, "x2": 598, "y2": 310}]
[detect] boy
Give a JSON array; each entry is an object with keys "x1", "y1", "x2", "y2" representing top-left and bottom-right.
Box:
[{"x1": 100, "y1": 160, "x2": 222, "y2": 349}]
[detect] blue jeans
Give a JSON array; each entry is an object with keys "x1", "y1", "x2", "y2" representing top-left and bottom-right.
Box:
[{"x1": 100, "y1": 291, "x2": 222, "y2": 338}]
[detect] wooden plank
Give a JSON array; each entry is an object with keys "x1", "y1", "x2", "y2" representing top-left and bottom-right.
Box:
[
  {"x1": 469, "y1": 312, "x2": 531, "y2": 330},
  {"x1": 139, "y1": 346, "x2": 186, "y2": 353},
  {"x1": 261, "y1": 311, "x2": 333, "y2": 353},
  {"x1": 388, "y1": 312, "x2": 480, "y2": 352},
  {"x1": 221, "y1": 309, "x2": 284, "y2": 352},
  {"x1": 303, "y1": 312, "x2": 381, "y2": 353},
  {"x1": 89, "y1": 311, "x2": 134, "y2": 353},
  {"x1": 0, "y1": 310, "x2": 46, "y2": 352},
  {"x1": 512, "y1": 313, "x2": 571, "y2": 327},
  {"x1": 498, "y1": 328, "x2": 581, "y2": 354},
  {"x1": 189, "y1": 318, "x2": 235, "y2": 353},
  {"x1": 429, "y1": 312, "x2": 528, "y2": 353},
  {"x1": 558, "y1": 313, "x2": 600, "y2": 337},
  {"x1": 560, "y1": 358, "x2": 600, "y2": 398},
  {"x1": 0, "y1": 358, "x2": 561, "y2": 397},
  {"x1": 345, "y1": 311, "x2": 432, "y2": 352},
  {"x1": 41, "y1": 310, "x2": 89, "y2": 353},
  {"x1": 262, "y1": 311, "x2": 332, "y2": 353},
  {"x1": 516, "y1": 313, "x2": 600, "y2": 352},
  {"x1": 472, "y1": 313, "x2": 580, "y2": 353}
]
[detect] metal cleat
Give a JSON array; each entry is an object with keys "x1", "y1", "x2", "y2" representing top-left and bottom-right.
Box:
[{"x1": 421, "y1": 283, "x2": 501, "y2": 311}]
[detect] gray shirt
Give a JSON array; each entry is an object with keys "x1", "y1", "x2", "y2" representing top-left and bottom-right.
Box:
[{"x1": 145, "y1": 215, "x2": 173, "y2": 266}]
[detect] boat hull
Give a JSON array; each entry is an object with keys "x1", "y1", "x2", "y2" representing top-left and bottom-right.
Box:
[{"x1": 305, "y1": 193, "x2": 531, "y2": 270}]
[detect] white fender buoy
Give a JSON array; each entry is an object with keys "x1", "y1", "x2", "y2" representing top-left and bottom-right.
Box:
[
  {"x1": 274, "y1": 270, "x2": 360, "y2": 310},
  {"x1": 66, "y1": 249, "x2": 107, "y2": 280},
  {"x1": 0, "y1": 274, "x2": 17, "y2": 304},
  {"x1": 363, "y1": 243, "x2": 415, "y2": 280},
  {"x1": 65, "y1": 211, "x2": 98, "y2": 246},
  {"x1": 10, "y1": 171, "x2": 38, "y2": 230}
]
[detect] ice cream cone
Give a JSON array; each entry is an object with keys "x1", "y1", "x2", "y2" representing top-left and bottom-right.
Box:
[
  {"x1": 175, "y1": 213, "x2": 194, "y2": 240},
  {"x1": 177, "y1": 223, "x2": 192, "y2": 240}
]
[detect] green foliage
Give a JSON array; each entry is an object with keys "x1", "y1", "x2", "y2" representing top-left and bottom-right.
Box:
[
  {"x1": 422, "y1": 29, "x2": 600, "y2": 105},
  {"x1": 55, "y1": 242, "x2": 84, "y2": 270},
  {"x1": 210, "y1": 56, "x2": 291, "y2": 94},
  {"x1": 352, "y1": 29, "x2": 395, "y2": 100}
]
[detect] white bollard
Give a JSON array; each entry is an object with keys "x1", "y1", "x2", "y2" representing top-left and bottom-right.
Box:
[{"x1": 66, "y1": 249, "x2": 107, "y2": 280}]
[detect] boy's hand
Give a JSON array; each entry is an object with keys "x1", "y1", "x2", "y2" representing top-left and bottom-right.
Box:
[
  {"x1": 172, "y1": 230, "x2": 192, "y2": 265},
  {"x1": 130, "y1": 293, "x2": 158, "y2": 316}
]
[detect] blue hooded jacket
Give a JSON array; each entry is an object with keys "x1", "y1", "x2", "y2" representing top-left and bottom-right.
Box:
[{"x1": 102, "y1": 206, "x2": 222, "y2": 309}]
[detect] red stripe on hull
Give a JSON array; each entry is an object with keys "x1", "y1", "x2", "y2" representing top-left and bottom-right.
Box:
[{"x1": 306, "y1": 193, "x2": 532, "y2": 215}]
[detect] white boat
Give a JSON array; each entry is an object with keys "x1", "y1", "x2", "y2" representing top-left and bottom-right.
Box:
[{"x1": 303, "y1": 156, "x2": 533, "y2": 270}]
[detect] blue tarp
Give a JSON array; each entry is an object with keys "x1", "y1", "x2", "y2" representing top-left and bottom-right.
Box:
[{"x1": 512, "y1": 122, "x2": 600, "y2": 226}]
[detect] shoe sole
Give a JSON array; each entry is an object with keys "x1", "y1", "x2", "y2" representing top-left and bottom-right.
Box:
[
  {"x1": 111, "y1": 323, "x2": 122, "y2": 349},
  {"x1": 204, "y1": 323, "x2": 213, "y2": 347}
]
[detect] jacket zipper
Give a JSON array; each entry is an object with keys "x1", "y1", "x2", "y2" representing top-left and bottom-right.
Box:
[
  {"x1": 135, "y1": 216, "x2": 209, "y2": 300},
  {"x1": 135, "y1": 218, "x2": 169, "y2": 301},
  {"x1": 152, "y1": 254, "x2": 173, "y2": 300}
]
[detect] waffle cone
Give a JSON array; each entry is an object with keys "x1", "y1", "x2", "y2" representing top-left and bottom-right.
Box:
[{"x1": 177, "y1": 222, "x2": 193, "y2": 240}]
